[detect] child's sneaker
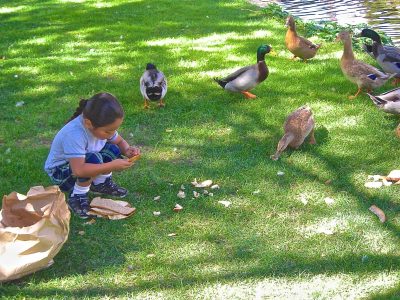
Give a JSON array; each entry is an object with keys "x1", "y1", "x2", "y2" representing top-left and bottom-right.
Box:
[
  {"x1": 90, "y1": 177, "x2": 128, "y2": 198},
  {"x1": 68, "y1": 192, "x2": 90, "y2": 219}
]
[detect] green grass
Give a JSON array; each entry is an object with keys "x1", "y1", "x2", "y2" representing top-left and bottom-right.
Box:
[{"x1": 1, "y1": 0, "x2": 400, "y2": 299}]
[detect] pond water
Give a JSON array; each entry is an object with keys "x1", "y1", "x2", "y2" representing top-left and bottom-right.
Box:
[{"x1": 254, "y1": 0, "x2": 400, "y2": 46}]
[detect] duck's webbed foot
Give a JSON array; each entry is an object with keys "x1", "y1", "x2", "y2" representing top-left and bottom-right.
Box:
[
  {"x1": 158, "y1": 99, "x2": 165, "y2": 108},
  {"x1": 349, "y1": 87, "x2": 362, "y2": 100},
  {"x1": 241, "y1": 91, "x2": 257, "y2": 99}
]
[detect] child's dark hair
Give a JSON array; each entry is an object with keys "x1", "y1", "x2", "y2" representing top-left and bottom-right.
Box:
[{"x1": 66, "y1": 92, "x2": 124, "y2": 127}]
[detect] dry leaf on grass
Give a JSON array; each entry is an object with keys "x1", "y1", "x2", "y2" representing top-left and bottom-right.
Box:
[
  {"x1": 177, "y1": 190, "x2": 186, "y2": 199},
  {"x1": 193, "y1": 191, "x2": 200, "y2": 198},
  {"x1": 84, "y1": 219, "x2": 96, "y2": 225},
  {"x1": 173, "y1": 204, "x2": 183, "y2": 212},
  {"x1": 167, "y1": 233, "x2": 177, "y2": 237},
  {"x1": 153, "y1": 211, "x2": 161, "y2": 216},
  {"x1": 78, "y1": 231, "x2": 85, "y2": 236},
  {"x1": 153, "y1": 196, "x2": 161, "y2": 201},
  {"x1": 369, "y1": 205, "x2": 386, "y2": 223}
]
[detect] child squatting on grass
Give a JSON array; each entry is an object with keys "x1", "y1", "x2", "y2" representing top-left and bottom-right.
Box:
[{"x1": 44, "y1": 92, "x2": 140, "y2": 218}]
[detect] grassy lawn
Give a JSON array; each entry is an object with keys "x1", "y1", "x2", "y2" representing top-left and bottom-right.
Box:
[{"x1": 1, "y1": 0, "x2": 400, "y2": 299}]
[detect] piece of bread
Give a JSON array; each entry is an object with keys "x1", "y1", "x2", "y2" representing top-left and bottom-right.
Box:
[{"x1": 90, "y1": 197, "x2": 135, "y2": 215}]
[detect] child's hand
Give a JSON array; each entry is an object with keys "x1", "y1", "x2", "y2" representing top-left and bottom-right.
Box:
[
  {"x1": 111, "y1": 159, "x2": 134, "y2": 171},
  {"x1": 124, "y1": 146, "x2": 141, "y2": 158}
]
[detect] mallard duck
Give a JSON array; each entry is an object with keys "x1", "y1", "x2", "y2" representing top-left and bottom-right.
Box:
[
  {"x1": 214, "y1": 44, "x2": 271, "y2": 99},
  {"x1": 270, "y1": 105, "x2": 315, "y2": 160},
  {"x1": 285, "y1": 15, "x2": 321, "y2": 62},
  {"x1": 359, "y1": 28, "x2": 400, "y2": 85},
  {"x1": 335, "y1": 31, "x2": 395, "y2": 100},
  {"x1": 367, "y1": 87, "x2": 400, "y2": 114},
  {"x1": 140, "y1": 63, "x2": 167, "y2": 108}
]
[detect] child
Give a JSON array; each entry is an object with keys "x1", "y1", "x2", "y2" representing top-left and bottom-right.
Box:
[{"x1": 44, "y1": 92, "x2": 140, "y2": 218}]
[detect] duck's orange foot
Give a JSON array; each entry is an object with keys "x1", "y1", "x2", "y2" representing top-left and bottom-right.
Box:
[
  {"x1": 158, "y1": 101, "x2": 165, "y2": 108},
  {"x1": 241, "y1": 91, "x2": 257, "y2": 99}
]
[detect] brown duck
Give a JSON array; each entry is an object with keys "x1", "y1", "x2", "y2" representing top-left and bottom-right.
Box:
[
  {"x1": 285, "y1": 15, "x2": 321, "y2": 62},
  {"x1": 271, "y1": 106, "x2": 316, "y2": 160},
  {"x1": 336, "y1": 31, "x2": 394, "y2": 99}
]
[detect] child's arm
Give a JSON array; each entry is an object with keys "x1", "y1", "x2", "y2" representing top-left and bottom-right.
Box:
[
  {"x1": 69, "y1": 157, "x2": 133, "y2": 178},
  {"x1": 112, "y1": 135, "x2": 141, "y2": 158}
]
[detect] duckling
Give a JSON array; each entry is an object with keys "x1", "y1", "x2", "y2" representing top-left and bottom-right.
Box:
[
  {"x1": 214, "y1": 44, "x2": 271, "y2": 99},
  {"x1": 140, "y1": 63, "x2": 167, "y2": 109},
  {"x1": 270, "y1": 105, "x2": 316, "y2": 161},
  {"x1": 285, "y1": 15, "x2": 321, "y2": 62},
  {"x1": 335, "y1": 31, "x2": 395, "y2": 100},
  {"x1": 367, "y1": 87, "x2": 400, "y2": 114},
  {"x1": 359, "y1": 28, "x2": 400, "y2": 85}
]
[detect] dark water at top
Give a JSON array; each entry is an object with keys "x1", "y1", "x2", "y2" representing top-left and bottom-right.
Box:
[{"x1": 267, "y1": 0, "x2": 400, "y2": 46}]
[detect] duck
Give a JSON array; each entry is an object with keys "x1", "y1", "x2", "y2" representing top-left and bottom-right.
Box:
[
  {"x1": 335, "y1": 31, "x2": 395, "y2": 100},
  {"x1": 214, "y1": 44, "x2": 271, "y2": 99},
  {"x1": 270, "y1": 105, "x2": 315, "y2": 161},
  {"x1": 359, "y1": 28, "x2": 400, "y2": 85},
  {"x1": 367, "y1": 87, "x2": 400, "y2": 114},
  {"x1": 140, "y1": 63, "x2": 167, "y2": 108},
  {"x1": 285, "y1": 15, "x2": 321, "y2": 62}
]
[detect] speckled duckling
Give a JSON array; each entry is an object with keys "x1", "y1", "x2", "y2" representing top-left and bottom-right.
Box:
[{"x1": 271, "y1": 106, "x2": 316, "y2": 160}]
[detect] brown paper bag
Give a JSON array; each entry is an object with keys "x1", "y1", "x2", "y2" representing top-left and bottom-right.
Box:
[{"x1": 0, "y1": 186, "x2": 70, "y2": 282}]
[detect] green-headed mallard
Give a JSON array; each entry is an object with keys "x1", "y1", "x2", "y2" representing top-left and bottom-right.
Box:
[
  {"x1": 336, "y1": 31, "x2": 395, "y2": 100},
  {"x1": 214, "y1": 44, "x2": 271, "y2": 99},
  {"x1": 140, "y1": 63, "x2": 167, "y2": 109},
  {"x1": 367, "y1": 87, "x2": 400, "y2": 114},
  {"x1": 285, "y1": 15, "x2": 321, "y2": 62},
  {"x1": 271, "y1": 105, "x2": 316, "y2": 161},
  {"x1": 359, "y1": 28, "x2": 400, "y2": 85}
]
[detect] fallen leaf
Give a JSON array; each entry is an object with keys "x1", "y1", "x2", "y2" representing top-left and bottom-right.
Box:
[
  {"x1": 173, "y1": 203, "x2": 183, "y2": 212},
  {"x1": 324, "y1": 179, "x2": 332, "y2": 185},
  {"x1": 153, "y1": 211, "x2": 161, "y2": 216},
  {"x1": 177, "y1": 190, "x2": 186, "y2": 199},
  {"x1": 369, "y1": 205, "x2": 386, "y2": 223},
  {"x1": 209, "y1": 192, "x2": 214, "y2": 197},
  {"x1": 78, "y1": 231, "x2": 85, "y2": 235},
  {"x1": 180, "y1": 184, "x2": 185, "y2": 190},
  {"x1": 211, "y1": 184, "x2": 220, "y2": 190},
  {"x1": 15, "y1": 101, "x2": 25, "y2": 107},
  {"x1": 146, "y1": 254, "x2": 155, "y2": 258},
  {"x1": 165, "y1": 129, "x2": 173, "y2": 132},
  {"x1": 277, "y1": 171, "x2": 284, "y2": 176},
  {"x1": 252, "y1": 190, "x2": 260, "y2": 195},
  {"x1": 193, "y1": 191, "x2": 200, "y2": 198},
  {"x1": 167, "y1": 233, "x2": 177, "y2": 237},
  {"x1": 364, "y1": 182, "x2": 383, "y2": 189},
  {"x1": 218, "y1": 200, "x2": 231, "y2": 207},
  {"x1": 153, "y1": 196, "x2": 161, "y2": 201}
]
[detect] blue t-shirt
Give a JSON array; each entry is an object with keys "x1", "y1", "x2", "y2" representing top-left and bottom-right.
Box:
[{"x1": 44, "y1": 114, "x2": 118, "y2": 174}]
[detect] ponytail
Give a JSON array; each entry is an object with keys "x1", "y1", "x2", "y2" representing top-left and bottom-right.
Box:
[
  {"x1": 66, "y1": 92, "x2": 124, "y2": 127},
  {"x1": 66, "y1": 99, "x2": 89, "y2": 124}
]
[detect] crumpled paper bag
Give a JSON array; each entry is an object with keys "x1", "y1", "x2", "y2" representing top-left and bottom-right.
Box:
[{"x1": 0, "y1": 186, "x2": 70, "y2": 282}]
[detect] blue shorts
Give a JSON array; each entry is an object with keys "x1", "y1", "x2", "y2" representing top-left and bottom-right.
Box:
[{"x1": 47, "y1": 143, "x2": 121, "y2": 192}]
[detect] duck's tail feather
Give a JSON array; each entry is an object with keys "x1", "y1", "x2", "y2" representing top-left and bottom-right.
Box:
[
  {"x1": 214, "y1": 78, "x2": 227, "y2": 88},
  {"x1": 367, "y1": 93, "x2": 387, "y2": 107}
]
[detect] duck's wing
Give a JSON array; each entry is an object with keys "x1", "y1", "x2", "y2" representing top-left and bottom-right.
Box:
[
  {"x1": 219, "y1": 65, "x2": 254, "y2": 83},
  {"x1": 298, "y1": 36, "x2": 319, "y2": 49},
  {"x1": 381, "y1": 46, "x2": 400, "y2": 64}
]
